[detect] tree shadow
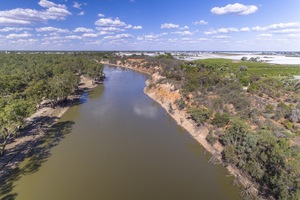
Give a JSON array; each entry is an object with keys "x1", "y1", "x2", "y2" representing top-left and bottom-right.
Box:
[{"x1": 0, "y1": 120, "x2": 74, "y2": 200}]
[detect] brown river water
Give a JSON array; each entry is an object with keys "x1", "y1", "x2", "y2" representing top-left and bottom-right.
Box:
[{"x1": 2, "y1": 66, "x2": 241, "y2": 200}]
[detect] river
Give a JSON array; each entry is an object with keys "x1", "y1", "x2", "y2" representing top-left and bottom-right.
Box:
[{"x1": 3, "y1": 66, "x2": 241, "y2": 200}]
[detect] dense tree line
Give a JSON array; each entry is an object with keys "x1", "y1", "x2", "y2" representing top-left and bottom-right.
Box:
[{"x1": 0, "y1": 52, "x2": 106, "y2": 156}]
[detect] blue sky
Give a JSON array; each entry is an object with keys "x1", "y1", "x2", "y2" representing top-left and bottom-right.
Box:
[{"x1": 0, "y1": 0, "x2": 300, "y2": 51}]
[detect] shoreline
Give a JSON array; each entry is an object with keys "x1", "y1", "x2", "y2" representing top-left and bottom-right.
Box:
[
  {"x1": 103, "y1": 61, "x2": 259, "y2": 198},
  {"x1": 0, "y1": 75, "x2": 98, "y2": 181}
]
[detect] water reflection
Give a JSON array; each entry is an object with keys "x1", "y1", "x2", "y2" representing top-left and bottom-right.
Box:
[{"x1": 133, "y1": 99, "x2": 160, "y2": 119}]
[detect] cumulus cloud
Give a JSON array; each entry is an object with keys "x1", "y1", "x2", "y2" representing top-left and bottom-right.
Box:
[
  {"x1": 258, "y1": 33, "x2": 273, "y2": 38},
  {"x1": 74, "y1": 27, "x2": 94, "y2": 33},
  {"x1": 161, "y1": 23, "x2": 179, "y2": 29},
  {"x1": 96, "y1": 27, "x2": 124, "y2": 33},
  {"x1": 179, "y1": 25, "x2": 189, "y2": 30},
  {"x1": 73, "y1": 1, "x2": 82, "y2": 9},
  {"x1": 82, "y1": 33, "x2": 98, "y2": 38},
  {"x1": 39, "y1": 0, "x2": 66, "y2": 9},
  {"x1": 173, "y1": 30, "x2": 193, "y2": 36},
  {"x1": 252, "y1": 22, "x2": 300, "y2": 31},
  {"x1": 0, "y1": 27, "x2": 32, "y2": 32},
  {"x1": 104, "y1": 33, "x2": 132, "y2": 40},
  {"x1": 133, "y1": 25, "x2": 142, "y2": 30},
  {"x1": 137, "y1": 33, "x2": 167, "y2": 41},
  {"x1": 272, "y1": 29, "x2": 300, "y2": 34},
  {"x1": 66, "y1": 35, "x2": 82, "y2": 39},
  {"x1": 211, "y1": 3, "x2": 258, "y2": 15},
  {"x1": 98, "y1": 13, "x2": 105, "y2": 17},
  {"x1": 193, "y1": 20, "x2": 208, "y2": 25},
  {"x1": 240, "y1": 27, "x2": 250, "y2": 32},
  {"x1": 205, "y1": 27, "x2": 239, "y2": 35},
  {"x1": 212, "y1": 35, "x2": 231, "y2": 39},
  {"x1": 95, "y1": 17, "x2": 126, "y2": 27},
  {"x1": 0, "y1": 0, "x2": 71, "y2": 26},
  {"x1": 36, "y1": 26, "x2": 69, "y2": 33},
  {"x1": 77, "y1": 11, "x2": 84, "y2": 16},
  {"x1": 6, "y1": 32, "x2": 31, "y2": 39}
]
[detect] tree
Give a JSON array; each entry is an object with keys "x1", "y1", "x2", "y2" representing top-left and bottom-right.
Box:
[
  {"x1": 187, "y1": 107, "x2": 211, "y2": 125},
  {"x1": 0, "y1": 100, "x2": 30, "y2": 156},
  {"x1": 48, "y1": 70, "x2": 79, "y2": 107}
]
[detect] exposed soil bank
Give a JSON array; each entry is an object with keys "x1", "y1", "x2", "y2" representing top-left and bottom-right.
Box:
[{"x1": 101, "y1": 60, "x2": 260, "y2": 199}]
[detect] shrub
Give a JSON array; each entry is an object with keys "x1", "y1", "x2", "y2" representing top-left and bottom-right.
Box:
[
  {"x1": 212, "y1": 112, "x2": 230, "y2": 128},
  {"x1": 175, "y1": 98, "x2": 185, "y2": 110},
  {"x1": 265, "y1": 104, "x2": 275, "y2": 113},
  {"x1": 187, "y1": 107, "x2": 211, "y2": 125},
  {"x1": 240, "y1": 76, "x2": 250, "y2": 86},
  {"x1": 206, "y1": 132, "x2": 218, "y2": 145}
]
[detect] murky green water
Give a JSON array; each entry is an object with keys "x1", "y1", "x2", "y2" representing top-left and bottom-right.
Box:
[{"x1": 3, "y1": 66, "x2": 241, "y2": 200}]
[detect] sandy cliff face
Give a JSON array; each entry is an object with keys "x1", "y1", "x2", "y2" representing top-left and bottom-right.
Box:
[
  {"x1": 146, "y1": 72, "x2": 181, "y2": 105},
  {"x1": 145, "y1": 72, "x2": 258, "y2": 196}
]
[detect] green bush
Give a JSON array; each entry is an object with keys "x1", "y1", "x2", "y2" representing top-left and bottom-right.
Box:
[
  {"x1": 206, "y1": 132, "x2": 218, "y2": 145},
  {"x1": 175, "y1": 98, "x2": 185, "y2": 110},
  {"x1": 187, "y1": 107, "x2": 211, "y2": 125},
  {"x1": 212, "y1": 112, "x2": 230, "y2": 128}
]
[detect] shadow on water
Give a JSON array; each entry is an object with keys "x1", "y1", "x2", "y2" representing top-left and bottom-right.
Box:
[{"x1": 0, "y1": 119, "x2": 74, "y2": 200}]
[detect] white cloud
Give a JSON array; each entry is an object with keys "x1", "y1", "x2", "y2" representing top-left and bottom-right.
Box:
[
  {"x1": 98, "y1": 13, "x2": 105, "y2": 17},
  {"x1": 287, "y1": 34, "x2": 300, "y2": 37},
  {"x1": 240, "y1": 27, "x2": 250, "y2": 32},
  {"x1": 211, "y1": 3, "x2": 258, "y2": 15},
  {"x1": 73, "y1": 2, "x2": 82, "y2": 9},
  {"x1": 173, "y1": 30, "x2": 193, "y2": 36},
  {"x1": 77, "y1": 11, "x2": 84, "y2": 16},
  {"x1": 36, "y1": 26, "x2": 69, "y2": 33},
  {"x1": 96, "y1": 27, "x2": 124, "y2": 32},
  {"x1": 98, "y1": 31, "x2": 113, "y2": 35},
  {"x1": 82, "y1": 33, "x2": 98, "y2": 38},
  {"x1": 39, "y1": 0, "x2": 66, "y2": 9},
  {"x1": 161, "y1": 23, "x2": 179, "y2": 29},
  {"x1": 104, "y1": 33, "x2": 132, "y2": 40},
  {"x1": 258, "y1": 33, "x2": 273, "y2": 38},
  {"x1": 212, "y1": 35, "x2": 231, "y2": 39},
  {"x1": 74, "y1": 27, "x2": 94, "y2": 33},
  {"x1": 0, "y1": 17, "x2": 31, "y2": 26},
  {"x1": 252, "y1": 22, "x2": 300, "y2": 31},
  {"x1": 125, "y1": 24, "x2": 133, "y2": 29},
  {"x1": 95, "y1": 17, "x2": 126, "y2": 27},
  {"x1": 179, "y1": 25, "x2": 189, "y2": 30},
  {"x1": 272, "y1": 29, "x2": 300, "y2": 34},
  {"x1": 6, "y1": 32, "x2": 31, "y2": 39},
  {"x1": 138, "y1": 33, "x2": 167, "y2": 41},
  {"x1": 204, "y1": 27, "x2": 239, "y2": 35},
  {"x1": 0, "y1": 1, "x2": 71, "y2": 26},
  {"x1": 0, "y1": 27, "x2": 32, "y2": 32},
  {"x1": 193, "y1": 20, "x2": 208, "y2": 25},
  {"x1": 66, "y1": 35, "x2": 82, "y2": 39},
  {"x1": 133, "y1": 25, "x2": 142, "y2": 30}
]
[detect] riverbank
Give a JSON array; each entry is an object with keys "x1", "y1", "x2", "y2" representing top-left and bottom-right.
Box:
[
  {"x1": 0, "y1": 75, "x2": 98, "y2": 181},
  {"x1": 102, "y1": 60, "x2": 259, "y2": 198},
  {"x1": 143, "y1": 74, "x2": 257, "y2": 196}
]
